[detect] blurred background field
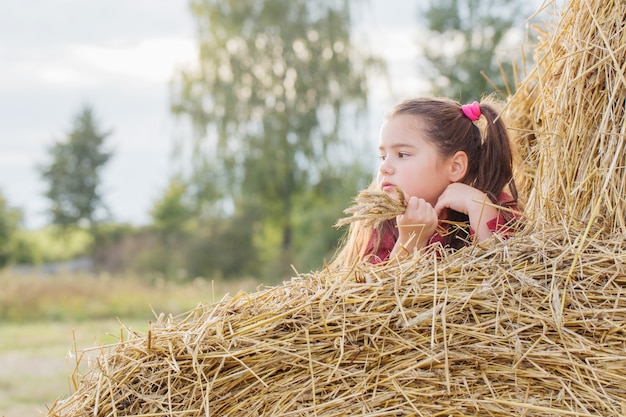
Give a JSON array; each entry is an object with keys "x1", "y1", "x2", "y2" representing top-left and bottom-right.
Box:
[{"x1": 0, "y1": 271, "x2": 259, "y2": 417}]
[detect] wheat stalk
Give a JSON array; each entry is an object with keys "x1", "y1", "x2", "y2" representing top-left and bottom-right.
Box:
[{"x1": 335, "y1": 187, "x2": 407, "y2": 228}]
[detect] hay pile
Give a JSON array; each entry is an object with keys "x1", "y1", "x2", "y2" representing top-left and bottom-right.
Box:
[
  {"x1": 46, "y1": 231, "x2": 626, "y2": 416},
  {"x1": 45, "y1": 0, "x2": 626, "y2": 415},
  {"x1": 506, "y1": 0, "x2": 626, "y2": 236}
]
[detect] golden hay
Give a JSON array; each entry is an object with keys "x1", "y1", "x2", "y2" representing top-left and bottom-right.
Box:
[
  {"x1": 46, "y1": 229, "x2": 626, "y2": 416},
  {"x1": 44, "y1": 0, "x2": 626, "y2": 415},
  {"x1": 506, "y1": 0, "x2": 626, "y2": 236},
  {"x1": 335, "y1": 187, "x2": 407, "y2": 229}
]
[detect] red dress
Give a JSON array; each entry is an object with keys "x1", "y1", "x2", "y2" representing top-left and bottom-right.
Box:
[{"x1": 365, "y1": 193, "x2": 519, "y2": 264}]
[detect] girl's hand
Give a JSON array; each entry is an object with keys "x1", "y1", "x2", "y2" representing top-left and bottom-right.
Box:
[
  {"x1": 391, "y1": 196, "x2": 438, "y2": 258},
  {"x1": 434, "y1": 182, "x2": 484, "y2": 215},
  {"x1": 434, "y1": 183, "x2": 499, "y2": 243}
]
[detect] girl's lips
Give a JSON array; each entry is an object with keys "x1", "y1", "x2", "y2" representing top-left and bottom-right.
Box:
[{"x1": 381, "y1": 183, "x2": 396, "y2": 192}]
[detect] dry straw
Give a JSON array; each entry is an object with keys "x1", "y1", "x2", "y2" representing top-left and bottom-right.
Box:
[
  {"x1": 45, "y1": 231, "x2": 626, "y2": 416},
  {"x1": 506, "y1": 0, "x2": 626, "y2": 237},
  {"x1": 45, "y1": 0, "x2": 626, "y2": 415},
  {"x1": 335, "y1": 187, "x2": 407, "y2": 229}
]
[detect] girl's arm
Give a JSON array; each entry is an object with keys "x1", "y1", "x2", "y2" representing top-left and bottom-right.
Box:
[{"x1": 434, "y1": 183, "x2": 500, "y2": 243}]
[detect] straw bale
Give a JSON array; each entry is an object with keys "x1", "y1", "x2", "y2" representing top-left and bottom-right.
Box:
[
  {"x1": 43, "y1": 0, "x2": 626, "y2": 416},
  {"x1": 506, "y1": 0, "x2": 626, "y2": 236},
  {"x1": 46, "y1": 228, "x2": 626, "y2": 416}
]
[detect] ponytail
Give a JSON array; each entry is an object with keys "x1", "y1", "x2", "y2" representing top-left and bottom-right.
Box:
[{"x1": 474, "y1": 102, "x2": 518, "y2": 205}]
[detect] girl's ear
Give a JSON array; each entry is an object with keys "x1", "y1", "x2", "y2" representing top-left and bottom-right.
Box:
[{"x1": 448, "y1": 151, "x2": 468, "y2": 182}]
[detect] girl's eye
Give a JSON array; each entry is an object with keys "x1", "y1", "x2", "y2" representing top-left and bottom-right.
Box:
[
  {"x1": 379, "y1": 154, "x2": 387, "y2": 161},
  {"x1": 398, "y1": 152, "x2": 410, "y2": 158}
]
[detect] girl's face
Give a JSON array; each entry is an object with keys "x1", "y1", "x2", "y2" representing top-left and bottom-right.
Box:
[{"x1": 377, "y1": 114, "x2": 453, "y2": 206}]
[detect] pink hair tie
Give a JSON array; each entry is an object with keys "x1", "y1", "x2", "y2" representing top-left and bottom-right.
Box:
[{"x1": 461, "y1": 101, "x2": 481, "y2": 121}]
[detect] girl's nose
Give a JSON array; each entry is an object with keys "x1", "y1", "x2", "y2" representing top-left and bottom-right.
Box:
[{"x1": 379, "y1": 159, "x2": 393, "y2": 176}]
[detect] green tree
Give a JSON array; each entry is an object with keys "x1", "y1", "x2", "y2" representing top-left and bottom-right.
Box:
[
  {"x1": 0, "y1": 192, "x2": 23, "y2": 268},
  {"x1": 292, "y1": 164, "x2": 371, "y2": 273},
  {"x1": 171, "y1": 0, "x2": 375, "y2": 277},
  {"x1": 420, "y1": 0, "x2": 533, "y2": 102},
  {"x1": 39, "y1": 105, "x2": 112, "y2": 232},
  {"x1": 147, "y1": 178, "x2": 194, "y2": 278},
  {"x1": 151, "y1": 178, "x2": 193, "y2": 235}
]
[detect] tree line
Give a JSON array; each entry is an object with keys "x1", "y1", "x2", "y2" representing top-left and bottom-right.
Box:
[{"x1": 0, "y1": 0, "x2": 537, "y2": 282}]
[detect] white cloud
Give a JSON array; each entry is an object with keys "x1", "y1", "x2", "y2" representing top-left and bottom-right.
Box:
[
  {"x1": 38, "y1": 66, "x2": 99, "y2": 87},
  {"x1": 70, "y1": 36, "x2": 195, "y2": 84},
  {"x1": 0, "y1": 35, "x2": 196, "y2": 91},
  {"x1": 0, "y1": 152, "x2": 32, "y2": 168}
]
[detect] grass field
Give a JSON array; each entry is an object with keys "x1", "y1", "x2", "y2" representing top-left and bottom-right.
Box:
[
  {"x1": 0, "y1": 272, "x2": 261, "y2": 417},
  {"x1": 0, "y1": 319, "x2": 149, "y2": 417}
]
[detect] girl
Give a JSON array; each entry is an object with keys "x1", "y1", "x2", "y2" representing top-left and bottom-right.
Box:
[{"x1": 333, "y1": 96, "x2": 520, "y2": 266}]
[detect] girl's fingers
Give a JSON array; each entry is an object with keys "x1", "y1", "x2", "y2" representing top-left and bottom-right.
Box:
[
  {"x1": 402, "y1": 197, "x2": 436, "y2": 224},
  {"x1": 434, "y1": 188, "x2": 454, "y2": 214},
  {"x1": 434, "y1": 198, "x2": 448, "y2": 216}
]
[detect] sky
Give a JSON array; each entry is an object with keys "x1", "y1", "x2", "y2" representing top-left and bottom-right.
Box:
[
  {"x1": 0, "y1": 0, "x2": 429, "y2": 229},
  {"x1": 2, "y1": 0, "x2": 540, "y2": 230}
]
